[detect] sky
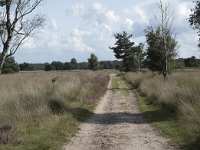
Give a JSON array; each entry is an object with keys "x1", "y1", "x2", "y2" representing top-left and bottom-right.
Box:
[{"x1": 14, "y1": 0, "x2": 199, "y2": 63}]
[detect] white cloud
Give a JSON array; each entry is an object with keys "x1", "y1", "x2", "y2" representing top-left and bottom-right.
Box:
[
  {"x1": 65, "y1": 36, "x2": 94, "y2": 53},
  {"x1": 68, "y1": 3, "x2": 86, "y2": 16},
  {"x1": 71, "y1": 27, "x2": 91, "y2": 37},
  {"x1": 21, "y1": 22, "x2": 94, "y2": 54},
  {"x1": 65, "y1": 2, "x2": 120, "y2": 55},
  {"x1": 50, "y1": 19, "x2": 58, "y2": 31},
  {"x1": 18, "y1": 0, "x2": 199, "y2": 63},
  {"x1": 123, "y1": 18, "x2": 134, "y2": 31},
  {"x1": 92, "y1": 2, "x2": 106, "y2": 14},
  {"x1": 104, "y1": 10, "x2": 120, "y2": 24}
]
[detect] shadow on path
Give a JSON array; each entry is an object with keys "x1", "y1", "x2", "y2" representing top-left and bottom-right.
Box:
[
  {"x1": 48, "y1": 99, "x2": 173, "y2": 125},
  {"x1": 69, "y1": 107, "x2": 173, "y2": 125}
]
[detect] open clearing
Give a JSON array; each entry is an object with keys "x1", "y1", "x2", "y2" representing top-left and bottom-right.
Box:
[{"x1": 63, "y1": 74, "x2": 174, "y2": 150}]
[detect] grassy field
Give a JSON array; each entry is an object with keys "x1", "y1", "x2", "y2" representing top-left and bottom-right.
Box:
[
  {"x1": 123, "y1": 70, "x2": 200, "y2": 150},
  {"x1": 0, "y1": 70, "x2": 111, "y2": 149}
]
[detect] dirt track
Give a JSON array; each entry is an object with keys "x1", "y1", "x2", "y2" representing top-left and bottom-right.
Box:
[{"x1": 63, "y1": 74, "x2": 174, "y2": 150}]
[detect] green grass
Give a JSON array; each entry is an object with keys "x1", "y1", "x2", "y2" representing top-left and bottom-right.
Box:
[
  {"x1": 135, "y1": 91, "x2": 184, "y2": 148},
  {"x1": 112, "y1": 75, "x2": 129, "y2": 96}
]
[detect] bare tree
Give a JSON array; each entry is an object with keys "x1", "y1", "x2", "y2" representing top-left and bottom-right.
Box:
[{"x1": 0, "y1": 0, "x2": 45, "y2": 73}]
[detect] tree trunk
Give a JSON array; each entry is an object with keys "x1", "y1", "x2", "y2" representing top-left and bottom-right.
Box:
[
  {"x1": 0, "y1": 42, "x2": 10, "y2": 74},
  {"x1": 138, "y1": 63, "x2": 141, "y2": 71},
  {"x1": 138, "y1": 58, "x2": 141, "y2": 71},
  {"x1": 0, "y1": 52, "x2": 7, "y2": 74},
  {"x1": 163, "y1": 58, "x2": 167, "y2": 79}
]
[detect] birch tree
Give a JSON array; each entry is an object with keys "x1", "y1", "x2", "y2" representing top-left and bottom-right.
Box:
[
  {"x1": 145, "y1": 0, "x2": 178, "y2": 78},
  {"x1": 0, "y1": 0, "x2": 45, "y2": 73}
]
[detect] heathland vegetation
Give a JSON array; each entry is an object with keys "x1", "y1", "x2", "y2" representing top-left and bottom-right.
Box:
[
  {"x1": 0, "y1": 70, "x2": 111, "y2": 149},
  {"x1": 123, "y1": 70, "x2": 200, "y2": 149},
  {"x1": 0, "y1": 0, "x2": 200, "y2": 149}
]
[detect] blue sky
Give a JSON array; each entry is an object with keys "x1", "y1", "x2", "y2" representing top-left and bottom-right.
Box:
[{"x1": 15, "y1": 0, "x2": 199, "y2": 63}]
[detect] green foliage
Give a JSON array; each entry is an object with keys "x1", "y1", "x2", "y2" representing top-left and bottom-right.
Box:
[
  {"x1": 44, "y1": 63, "x2": 55, "y2": 71},
  {"x1": 184, "y1": 56, "x2": 199, "y2": 67},
  {"x1": 78, "y1": 62, "x2": 88, "y2": 69},
  {"x1": 20, "y1": 62, "x2": 34, "y2": 71},
  {"x1": 44, "y1": 59, "x2": 123, "y2": 71},
  {"x1": 51, "y1": 61, "x2": 64, "y2": 70},
  {"x1": 110, "y1": 31, "x2": 145, "y2": 72},
  {"x1": 189, "y1": 1, "x2": 200, "y2": 47},
  {"x1": 0, "y1": 0, "x2": 5, "y2": 7},
  {"x1": 133, "y1": 43, "x2": 146, "y2": 71},
  {"x1": 174, "y1": 59, "x2": 185, "y2": 70},
  {"x1": 70, "y1": 58, "x2": 78, "y2": 69},
  {"x1": 2, "y1": 57, "x2": 19, "y2": 74},
  {"x1": 44, "y1": 61, "x2": 64, "y2": 71},
  {"x1": 88, "y1": 53, "x2": 99, "y2": 70},
  {"x1": 64, "y1": 62, "x2": 71, "y2": 70},
  {"x1": 99, "y1": 60, "x2": 122, "y2": 70},
  {"x1": 145, "y1": 26, "x2": 177, "y2": 73}
]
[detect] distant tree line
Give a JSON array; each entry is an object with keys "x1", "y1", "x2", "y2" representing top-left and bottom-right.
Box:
[
  {"x1": 18, "y1": 57, "x2": 122, "y2": 71},
  {"x1": 2, "y1": 55, "x2": 199, "y2": 74},
  {"x1": 43, "y1": 58, "x2": 122, "y2": 71}
]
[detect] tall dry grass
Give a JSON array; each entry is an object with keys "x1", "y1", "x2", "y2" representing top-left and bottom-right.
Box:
[
  {"x1": 0, "y1": 70, "x2": 110, "y2": 149},
  {"x1": 124, "y1": 70, "x2": 200, "y2": 147}
]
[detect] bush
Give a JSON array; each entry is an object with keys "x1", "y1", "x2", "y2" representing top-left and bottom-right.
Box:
[{"x1": 2, "y1": 57, "x2": 19, "y2": 74}]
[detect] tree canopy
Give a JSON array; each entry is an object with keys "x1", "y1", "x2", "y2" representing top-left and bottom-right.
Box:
[
  {"x1": 145, "y1": 1, "x2": 178, "y2": 77},
  {"x1": 88, "y1": 53, "x2": 99, "y2": 71},
  {"x1": 189, "y1": 1, "x2": 200, "y2": 47},
  {"x1": 110, "y1": 31, "x2": 144, "y2": 72}
]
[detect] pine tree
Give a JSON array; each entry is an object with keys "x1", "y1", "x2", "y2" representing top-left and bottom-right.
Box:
[
  {"x1": 70, "y1": 58, "x2": 78, "y2": 69},
  {"x1": 110, "y1": 31, "x2": 135, "y2": 71},
  {"x1": 88, "y1": 54, "x2": 99, "y2": 71}
]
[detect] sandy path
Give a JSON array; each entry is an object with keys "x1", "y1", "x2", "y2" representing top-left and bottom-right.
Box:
[{"x1": 63, "y1": 74, "x2": 174, "y2": 150}]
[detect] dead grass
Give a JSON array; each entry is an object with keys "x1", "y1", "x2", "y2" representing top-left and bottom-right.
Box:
[
  {"x1": 0, "y1": 70, "x2": 111, "y2": 149},
  {"x1": 124, "y1": 70, "x2": 200, "y2": 149}
]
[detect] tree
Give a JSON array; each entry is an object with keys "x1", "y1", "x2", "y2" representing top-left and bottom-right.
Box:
[
  {"x1": 110, "y1": 31, "x2": 137, "y2": 71},
  {"x1": 70, "y1": 58, "x2": 78, "y2": 69},
  {"x1": 51, "y1": 61, "x2": 64, "y2": 70},
  {"x1": 45, "y1": 63, "x2": 54, "y2": 71},
  {"x1": 110, "y1": 31, "x2": 145, "y2": 71},
  {"x1": 1, "y1": 56, "x2": 19, "y2": 73},
  {"x1": 99, "y1": 61, "x2": 114, "y2": 69},
  {"x1": 145, "y1": 1, "x2": 178, "y2": 78},
  {"x1": 78, "y1": 62, "x2": 88, "y2": 70},
  {"x1": 19, "y1": 62, "x2": 34, "y2": 71},
  {"x1": 189, "y1": 1, "x2": 200, "y2": 47},
  {"x1": 184, "y1": 56, "x2": 199, "y2": 67},
  {"x1": 88, "y1": 53, "x2": 99, "y2": 70},
  {"x1": 64, "y1": 62, "x2": 71, "y2": 70},
  {"x1": 0, "y1": 0, "x2": 45, "y2": 74},
  {"x1": 134, "y1": 43, "x2": 146, "y2": 71}
]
